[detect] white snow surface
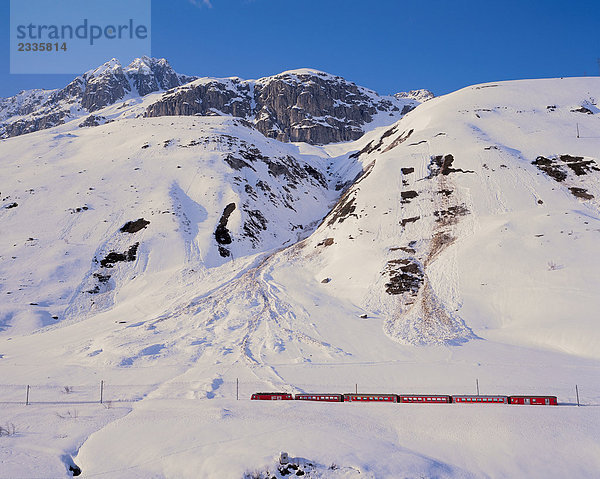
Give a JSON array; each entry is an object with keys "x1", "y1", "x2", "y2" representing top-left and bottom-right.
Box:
[{"x1": 0, "y1": 77, "x2": 599, "y2": 478}]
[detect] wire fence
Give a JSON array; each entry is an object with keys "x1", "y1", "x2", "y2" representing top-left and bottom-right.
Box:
[
  {"x1": 0, "y1": 379, "x2": 594, "y2": 406},
  {"x1": 0, "y1": 382, "x2": 148, "y2": 405}
]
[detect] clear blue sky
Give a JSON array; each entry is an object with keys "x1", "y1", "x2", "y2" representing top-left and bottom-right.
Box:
[{"x1": 1, "y1": 0, "x2": 599, "y2": 98}]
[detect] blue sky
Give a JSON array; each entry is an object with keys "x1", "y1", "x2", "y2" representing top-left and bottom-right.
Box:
[{"x1": 1, "y1": 0, "x2": 599, "y2": 98}]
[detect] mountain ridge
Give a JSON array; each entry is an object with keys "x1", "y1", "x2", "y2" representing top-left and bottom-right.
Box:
[{"x1": 0, "y1": 57, "x2": 432, "y2": 144}]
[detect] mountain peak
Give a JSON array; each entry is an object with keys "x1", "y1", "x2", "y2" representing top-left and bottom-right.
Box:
[
  {"x1": 394, "y1": 89, "x2": 435, "y2": 102},
  {"x1": 274, "y1": 68, "x2": 339, "y2": 78},
  {"x1": 86, "y1": 58, "x2": 123, "y2": 78},
  {"x1": 145, "y1": 67, "x2": 422, "y2": 144},
  {"x1": 0, "y1": 59, "x2": 424, "y2": 143},
  {"x1": 0, "y1": 57, "x2": 195, "y2": 137},
  {"x1": 125, "y1": 56, "x2": 172, "y2": 74}
]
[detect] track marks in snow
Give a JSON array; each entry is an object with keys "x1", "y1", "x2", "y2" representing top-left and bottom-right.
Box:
[{"x1": 170, "y1": 182, "x2": 208, "y2": 265}]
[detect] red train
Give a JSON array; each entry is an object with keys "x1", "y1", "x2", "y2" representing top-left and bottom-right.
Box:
[
  {"x1": 295, "y1": 393, "x2": 343, "y2": 402},
  {"x1": 453, "y1": 395, "x2": 508, "y2": 404},
  {"x1": 509, "y1": 395, "x2": 558, "y2": 405},
  {"x1": 251, "y1": 392, "x2": 293, "y2": 400},
  {"x1": 251, "y1": 392, "x2": 557, "y2": 405},
  {"x1": 399, "y1": 394, "x2": 451, "y2": 404},
  {"x1": 344, "y1": 393, "x2": 397, "y2": 403}
]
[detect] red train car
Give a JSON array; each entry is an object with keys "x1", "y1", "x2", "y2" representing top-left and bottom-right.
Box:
[
  {"x1": 398, "y1": 394, "x2": 451, "y2": 404},
  {"x1": 509, "y1": 396, "x2": 557, "y2": 405},
  {"x1": 452, "y1": 395, "x2": 508, "y2": 404},
  {"x1": 295, "y1": 393, "x2": 343, "y2": 402},
  {"x1": 344, "y1": 393, "x2": 397, "y2": 403},
  {"x1": 251, "y1": 392, "x2": 293, "y2": 400}
]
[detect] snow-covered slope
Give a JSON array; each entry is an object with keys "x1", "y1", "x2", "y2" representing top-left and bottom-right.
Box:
[
  {"x1": 0, "y1": 115, "x2": 335, "y2": 336},
  {"x1": 0, "y1": 77, "x2": 599, "y2": 479},
  {"x1": 285, "y1": 77, "x2": 600, "y2": 355}
]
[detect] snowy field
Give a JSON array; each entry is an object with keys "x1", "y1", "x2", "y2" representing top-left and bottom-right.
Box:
[{"x1": 1, "y1": 77, "x2": 600, "y2": 478}]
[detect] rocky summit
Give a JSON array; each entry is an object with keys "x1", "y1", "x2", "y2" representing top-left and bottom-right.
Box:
[
  {"x1": 145, "y1": 68, "x2": 421, "y2": 144},
  {"x1": 0, "y1": 59, "x2": 428, "y2": 143},
  {"x1": 0, "y1": 57, "x2": 196, "y2": 138}
]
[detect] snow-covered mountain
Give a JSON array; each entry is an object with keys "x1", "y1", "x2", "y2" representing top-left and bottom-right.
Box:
[
  {"x1": 394, "y1": 88, "x2": 435, "y2": 102},
  {"x1": 0, "y1": 57, "x2": 196, "y2": 138},
  {"x1": 0, "y1": 58, "x2": 425, "y2": 144},
  {"x1": 0, "y1": 70, "x2": 599, "y2": 479},
  {"x1": 144, "y1": 68, "x2": 424, "y2": 144}
]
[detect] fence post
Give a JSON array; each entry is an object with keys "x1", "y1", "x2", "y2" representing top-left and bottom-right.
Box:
[
  {"x1": 476, "y1": 379, "x2": 479, "y2": 396},
  {"x1": 26, "y1": 385, "x2": 30, "y2": 406},
  {"x1": 576, "y1": 384, "x2": 580, "y2": 407},
  {"x1": 355, "y1": 383, "x2": 357, "y2": 394},
  {"x1": 100, "y1": 380, "x2": 104, "y2": 404},
  {"x1": 236, "y1": 378, "x2": 239, "y2": 401}
]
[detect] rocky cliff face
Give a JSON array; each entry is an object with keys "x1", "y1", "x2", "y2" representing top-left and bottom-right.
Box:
[
  {"x1": 0, "y1": 57, "x2": 194, "y2": 138},
  {"x1": 1, "y1": 61, "x2": 424, "y2": 145},
  {"x1": 253, "y1": 70, "x2": 395, "y2": 144},
  {"x1": 145, "y1": 69, "x2": 417, "y2": 144},
  {"x1": 144, "y1": 77, "x2": 253, "y2": 118},
  {"x1": 126, "y1": 57, "x2": 196, "y2": 97}
]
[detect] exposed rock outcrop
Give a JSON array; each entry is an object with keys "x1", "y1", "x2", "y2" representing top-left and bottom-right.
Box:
[
  {"x1": 145, "y1": 69, "x2": 418, "y2": 144},
  {"x1": 0, "y1": 57, "x2": 195, "y2": 138},
  {"x1": 1, "y1": 62, "x2": 423, "y2": 145}
]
